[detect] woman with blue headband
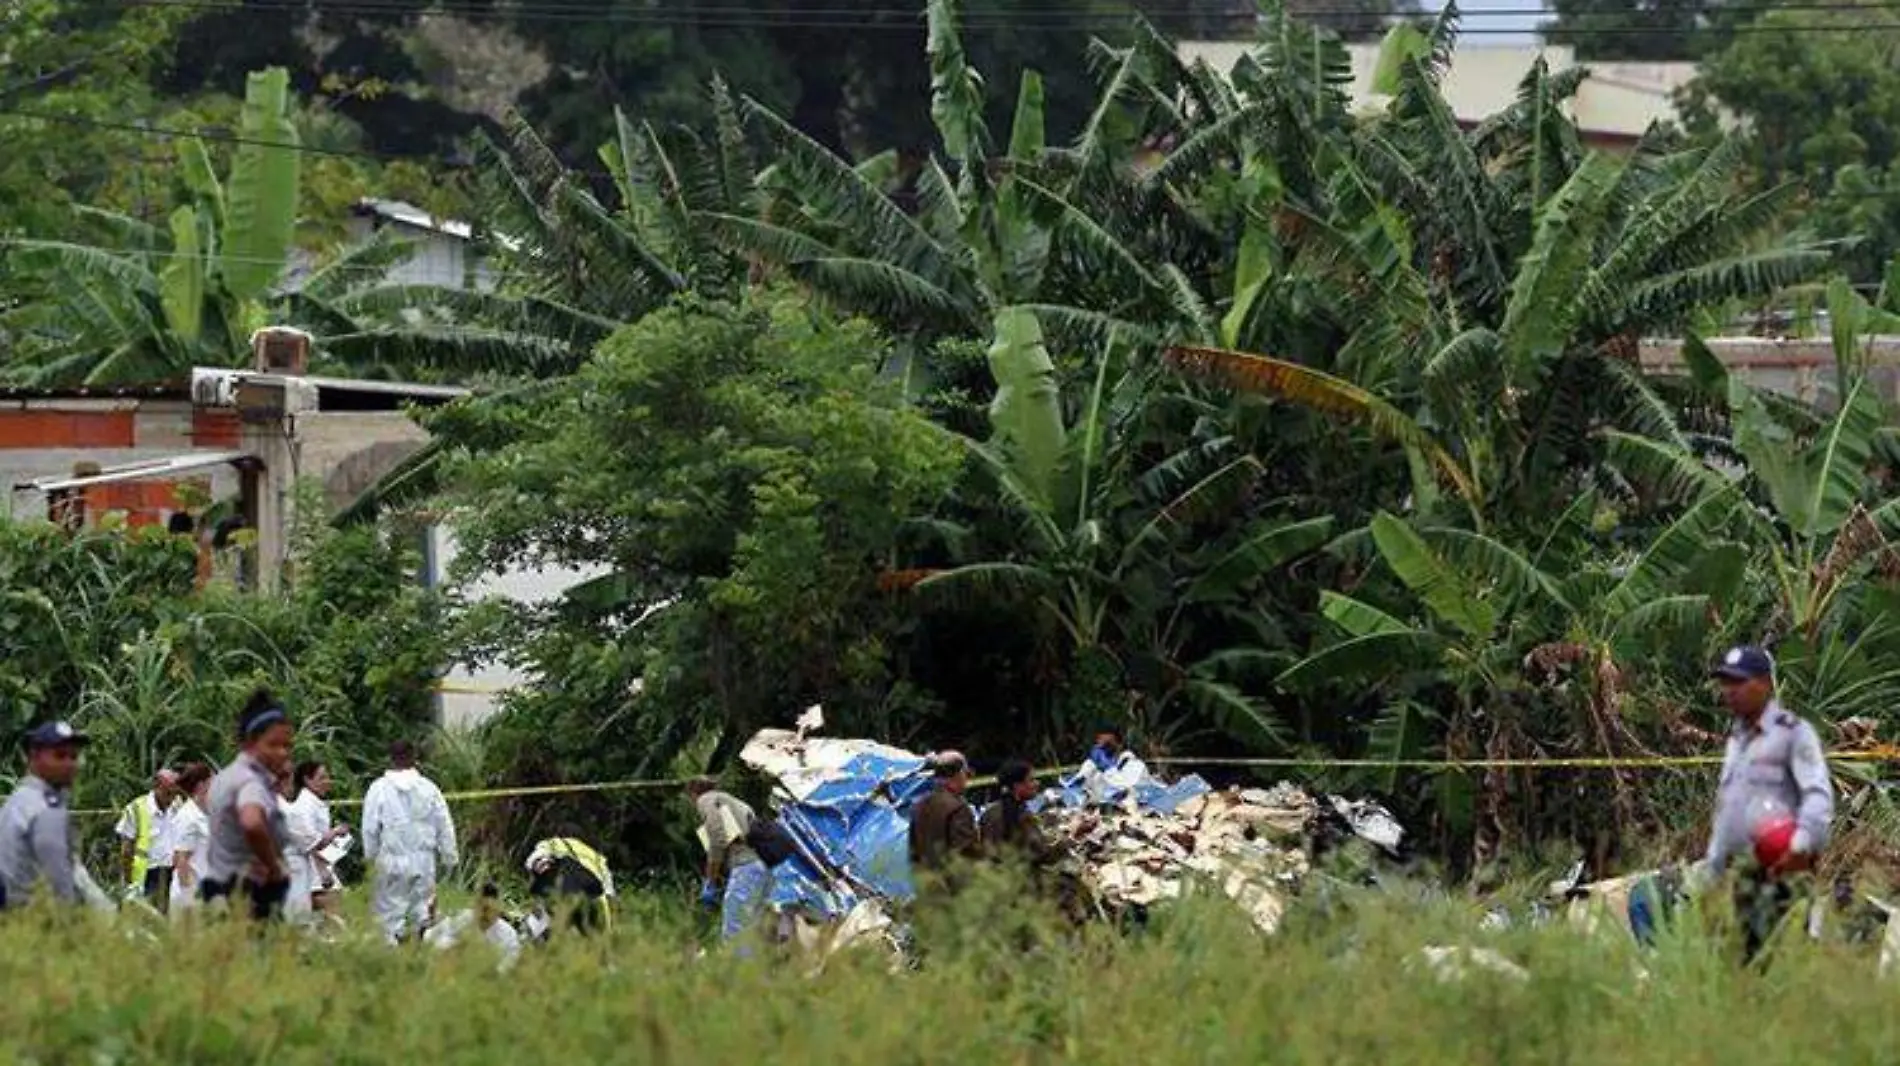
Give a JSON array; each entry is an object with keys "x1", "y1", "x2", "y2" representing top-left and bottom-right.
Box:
[{"x1": 199, "y1": 689, "x2": 295, "y2": 921}]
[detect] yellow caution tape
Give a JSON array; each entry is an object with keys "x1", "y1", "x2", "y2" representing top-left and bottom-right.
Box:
[
  {"x1": 1151, "y1": 746, "x2": 1900, "y2": 771},
  {"x1": 67, "y1": 747, "x2": 1900, "y2": 817}
]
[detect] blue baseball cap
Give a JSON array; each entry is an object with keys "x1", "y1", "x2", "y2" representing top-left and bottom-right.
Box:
[
  {"x1": 1712, "y1": 645, "x2": 1775, "y2": 682},
  {"x1": 23, "y1": 721, "x2": 89, "y2": 750}
]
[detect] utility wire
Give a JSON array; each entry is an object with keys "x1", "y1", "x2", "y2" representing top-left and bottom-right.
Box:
[
  {"x1": 0, "y1": 104, "x2": 441, "y2": 164},
  {"x1": 92, "y1": 0, "x2": 1900, "y2": 33},
  {"x1": 99, "y1": 0, "x2": 1900, "y2": 21}
]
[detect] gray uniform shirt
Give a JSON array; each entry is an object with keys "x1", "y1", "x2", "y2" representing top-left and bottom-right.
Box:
[
  {"x1": 204, "y1": 752, "x2": 287, "y2": 883},
  {"x1": 1706, "y1": 701, "x2": 1834, "y2": 874},
  {"x1": 0, "y1": 774, "x2": 77, "y2": 905},
  {"x1": 696, "y1": 791, "x2": 760, "y2": 871}
]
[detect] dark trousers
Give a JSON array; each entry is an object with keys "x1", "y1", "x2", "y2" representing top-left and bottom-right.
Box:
[
  {"x1": 200, "y1": 877, "x2": 289, "y2": 922},
  {"x1": 141, "y1": 867, "x2": 172, "y2": 910},
  {"x1": 1733, "y1": 868, "x2": 1811, "y2": 963}
]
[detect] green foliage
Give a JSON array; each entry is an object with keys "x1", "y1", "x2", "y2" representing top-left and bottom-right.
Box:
[
  {"x1": 0, "y1": 520, "x2": 447, "y2": 814},
  {"x1": 436, "y1": 299, "x2": 960, "y2": 856},
  {"x1": 1683, "y1": 8, "x2": 1900, "y2": 283}
]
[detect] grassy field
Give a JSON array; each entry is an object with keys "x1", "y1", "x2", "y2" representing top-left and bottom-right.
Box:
[{"x1": 1, "y1": 876, "x2": 1897, "y2": 1066}]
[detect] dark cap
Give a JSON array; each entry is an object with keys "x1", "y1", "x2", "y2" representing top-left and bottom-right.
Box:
[
  {"x1": 1713, "y1": 645, "x2": 1776, "y2": 682},
  {"x1": 24, "y1": 721, "x2": 89, "y2": 750}
]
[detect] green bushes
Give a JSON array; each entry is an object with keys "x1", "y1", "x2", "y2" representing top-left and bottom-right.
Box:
[
  {"x1": 0, "y1": 890, "x2": 1890, "y2": 1065},
  {"x1": 0, "y1": 518, "x2": 448, "y2": 817}
]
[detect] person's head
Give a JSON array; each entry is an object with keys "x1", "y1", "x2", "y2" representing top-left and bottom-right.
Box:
[
  {"x1": 997, "y1": 759, "x2": 1037, "y2": 803},
  {"x1": 295, "y1": 760, "x2": 331, "y2": 798},
  {"x1": 930, "y1": 751, "x2": 971, "y2": 794},
  {"x1": 1712, "y1": 645, "x2": 1776, "y2": 720},
  {"x1": 153, "y1": 767, "x2": 181, "y2": 805},
  {"x1": 478, "y1": 881, "x2": 503, "y2": 924},
  {"x1": 23, "y1": 721, "x2": 88, "y2": 788},
  {"x1": 1093, "y1": 726, "x2": 1125, "y2": 755},
  {"x1": 237, "y1": 688, "x2": 295, "y2": 775},
  {"x1": 389, "y1": 740, "x2": 416, "y2": 770},
  {"x1": 684, "y1": 776, "x2": 718, "y2": 799},
  {"x1": 166, "y1": 512, "x2": 195, "y2": 536},
  {"x1": 176, "y1": 762, "x2": 213, "y2": 805}
]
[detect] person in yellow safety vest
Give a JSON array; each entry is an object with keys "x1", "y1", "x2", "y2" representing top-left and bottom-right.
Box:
[
  {"x1": 525, "y1": 838, "x2": 615, "y2": 937},
  {"x1": 116, "y1": 768, "x2": 183, "y2": 911}
]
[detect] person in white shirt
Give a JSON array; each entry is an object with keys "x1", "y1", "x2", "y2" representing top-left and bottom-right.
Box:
[
  {"x1": 362, "y1": 740, "x2": 458, "y2": 944},
  {"x1": 115, "y1": 768, "x2": 182, "y2": 910},
  {"x1": 286, "y1": 760, "x2": 348, "y2": 922},
  {"x1": 424, "y1": 882, "x2": 522, "y2": 971},
  {"x1": 1070, "y1": 725, "x2": 1151, "y2": 798},
  {"x1": 167, "y1": 763, "x2": 214, "y2": 920}
]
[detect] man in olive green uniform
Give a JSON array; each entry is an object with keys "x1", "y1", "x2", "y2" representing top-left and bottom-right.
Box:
[
  {"x1": 978, "y1": 759, "x2": 1055, "y2": 865},
  {"x1": 909, "y1": 751, "x2": 980, "y2": 873}
]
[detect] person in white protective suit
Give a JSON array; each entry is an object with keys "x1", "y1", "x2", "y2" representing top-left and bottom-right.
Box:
[
  {"x1": 1068, "y1": 724, "x2": 1151, "y2": 801},
  {"x1": 361, "y1": 740, "x2": 458, "y2": 944}
]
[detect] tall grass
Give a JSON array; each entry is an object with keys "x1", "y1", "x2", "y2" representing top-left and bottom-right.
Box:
[{"x1": 0, "y1": 879, "x2": 1895, "y2": 1065}]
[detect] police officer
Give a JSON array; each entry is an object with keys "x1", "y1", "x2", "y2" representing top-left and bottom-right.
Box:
[
  {"x1": 1705, "y1": 644, "x2": 1834, "y2": 959},
  {"x1": 0, "y1": 721, "x2": 90, "y2": 909}
]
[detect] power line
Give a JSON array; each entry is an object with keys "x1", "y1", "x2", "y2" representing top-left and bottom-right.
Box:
[
  {"x1": 0, "y1": 104, "x2": 447, "y2": 165},
  {"x1": 93, "y1": 0, "x2": 1900, "y2": 33},
  {"x1": 98, "y1": 0, "x2": 1900, "y2": 22}
]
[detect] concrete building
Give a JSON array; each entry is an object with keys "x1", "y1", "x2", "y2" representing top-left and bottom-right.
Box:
[
  {"x1": 5, "y1": 331, "x2": 462, "y2": 592},
  {"x1": 1639, "y1": 336, "x2": 1900, "y2": 411},
  {"x1": 346, "y1": 198, "x2": 499, "y2": 292},
  {"x1": 1176, "y1": 40, "x2": 1695, "y2": 148}
]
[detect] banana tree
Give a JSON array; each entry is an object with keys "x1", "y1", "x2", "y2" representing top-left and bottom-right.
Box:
[
  {"x1": 911, "y1": 307, "x2": 1330, "y2": 749},
  {"x1": 710, "y1": 0, "x2": 1194, "y2": 368},
  {"x1": 1, "y1": 69, "x2": 569, "y2": 386},
  {"x1": 1, "y1": 68, "x2": 300, "y2": 383},
  {"x1": 1279, "y1": 489, "x2": 1751, "y2": 863},
  {"x1": 1619, "y1": 317, "x2": 1900, "y2": 724}
]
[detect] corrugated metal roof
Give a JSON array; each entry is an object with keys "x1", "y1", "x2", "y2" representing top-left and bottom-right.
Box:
[{"x1": 26, "y1": 450, "x2": 250, "y2": 493}]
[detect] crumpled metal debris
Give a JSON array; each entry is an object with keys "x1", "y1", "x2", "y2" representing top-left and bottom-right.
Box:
[{"x1": 739, "y1": 724, "x2": 1409, "y2": 943}]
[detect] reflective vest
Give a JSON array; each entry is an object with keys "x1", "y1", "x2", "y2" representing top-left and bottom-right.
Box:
[
  {"x1": 538, "y1": 838, "x2": 613, "y2": 929},
  {"x1": 124, "y1": 796, "x2": 153, "y2": 884}
]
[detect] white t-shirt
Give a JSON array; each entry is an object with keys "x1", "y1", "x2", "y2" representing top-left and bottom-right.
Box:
[
  {"x1": 114, "y1": 792, "x2": 181, "y2": 871},
  {"x1": 285, "y1": 790, "x2": 335, "y2": 889},
  {"x1": 169, "y1": 800, "x2": 210, "y2": 913}
]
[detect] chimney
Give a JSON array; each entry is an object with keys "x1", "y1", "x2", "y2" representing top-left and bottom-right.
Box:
[{"x1": 250, "y1": 326, "x2": 313, "y2": 376}]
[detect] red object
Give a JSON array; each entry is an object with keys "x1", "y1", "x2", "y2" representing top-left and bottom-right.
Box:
[{"x1": 1753, "y1": 814, "x2": 1798, "y2": 869}]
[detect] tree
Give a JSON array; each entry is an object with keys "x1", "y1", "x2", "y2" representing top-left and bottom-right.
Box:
[
  {"x1": 0, "y1": 0, "x2": 193, "y2": 237},
  {"x1": 435, "y1": 299, "x2": 962, "y2": 793},
  {"x1": 1541, "y1": 0, "x2": 1714, "y2": 61},
  {"x1": 1, "y1": 69, "x2": 575, "y2": 385},
  {"x1": 1681, "y1": 9, "x2": 1900, "y2": 282},
  {"x1": 912, "y1": 309, "x2": 1333, "y2": 751}
]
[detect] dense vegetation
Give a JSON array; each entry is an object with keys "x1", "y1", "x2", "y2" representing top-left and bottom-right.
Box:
[
  {"x1": 7, "y1": 1, "x2": 1900, "y2": 883},
  {"x1": 0, "y1": 518, "x2": 451, "y2": 813},
  {"x1": 0, "y1": 887, "x2": 1896, "y2": 1065}
]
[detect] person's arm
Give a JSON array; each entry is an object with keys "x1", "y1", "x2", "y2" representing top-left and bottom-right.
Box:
[
  {"x1": 433, "y1": 784, "x2": 459, "y2": 869},
  {"x1": 114, "y1": 803, "x2": 138, "y2": 884},
  {"x1": 1789, "y1": 722, "x2": 1836, "y2": 859},
  {"x1": 32, "y1": 807, "x2": 77, "y2": 903},
  {"x1": 1703, "y1": 738, "x2": 1740, "y2": 874},
  {"x1": 697, "y1": 796, "x2": 731, "y2": 884},
  {"x1": 949, "y1": 803, "x2": 981, "y2": 860},
  {"x1": 236, "y1": 783, "x2": 285, "y2": 883},
  {"x1": 361, "y1": 784, "x2": 384, "y2": 864}
]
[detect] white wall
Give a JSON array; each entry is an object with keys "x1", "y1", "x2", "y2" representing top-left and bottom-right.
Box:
[{"x1": 427, "y1": 524, "x2": 607, "y2": 730}]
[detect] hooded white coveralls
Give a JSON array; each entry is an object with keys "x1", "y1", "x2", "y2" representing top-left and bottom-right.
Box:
[{"x1": 362, "y1": 768, "x2": 458, "y2": 943}]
